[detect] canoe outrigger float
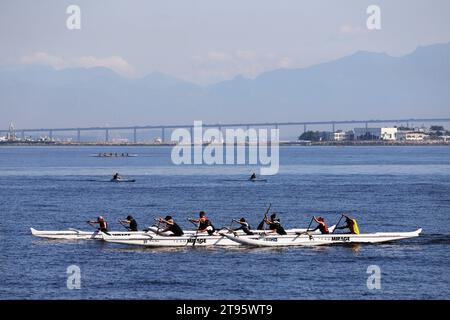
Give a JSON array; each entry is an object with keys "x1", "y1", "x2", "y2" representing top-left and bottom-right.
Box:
[
  {"x1": 30, "y1": 228, "x2": 141, "y2": 240},
  {"x1": 220, "y1": 229, "x2": 423, "y2": 247}
]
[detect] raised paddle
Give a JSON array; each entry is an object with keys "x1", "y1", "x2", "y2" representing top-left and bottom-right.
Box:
[
  {"x1": 306, "y1": 216, "x2": 314, "y2": 232},
  {"x1": 229, "y1": 219, "x2": 236, "y2": 230},
  {"x1": 294, "y1": 216, "x2": 314, "y2": 236},
  {"x1": 332, "y1": 214, "x2": 344, "y2": 234},
  {"x1": 257, "y1": 203, "x2": 272, "y2": 230}
]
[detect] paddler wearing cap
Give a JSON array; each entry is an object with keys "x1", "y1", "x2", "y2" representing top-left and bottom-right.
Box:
[
  {"x1": 119, "y1": 215, "x2": 138, "y2": 231},
  {"x1": 264, "y1": 213, "x2": 287, "y2": 235},
  {"x1": 309, "y1": 216, "x2": 329, "y2": 234},
  {"x1": 157, "y1": 216, "x2": 184, "y2": 236},
  {"x1": 88, "y1": 216, "x2": 108, "y2": 232}
]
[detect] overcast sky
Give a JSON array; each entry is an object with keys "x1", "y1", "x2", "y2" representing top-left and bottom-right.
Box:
[{"x1": 1, "y1": 0, "x2": 450, "y2": 84}]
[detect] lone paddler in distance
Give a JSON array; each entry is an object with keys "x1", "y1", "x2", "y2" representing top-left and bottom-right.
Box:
[
  {"x1": 156, "y1": 216, "x2": 184, "y2": 236},
  {"x1": 112, "y1": 172, "x2": 122, "y2": 181},
  {"x1": 189, "y1": 211, "x2": 216, "y2": 235},
  {"x1": 87, "y1": 216, "x2": 109, "y2": 233},
  {"x1": 335, "y1": 214, "x2": 360, "y2": 234}
]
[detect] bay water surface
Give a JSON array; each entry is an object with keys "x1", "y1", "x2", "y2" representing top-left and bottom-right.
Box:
[{"x1": 0, "y1": 146, "x2": 449, "y2": 299}]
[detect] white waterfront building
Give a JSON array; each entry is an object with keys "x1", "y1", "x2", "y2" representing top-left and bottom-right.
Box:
[
  {"x1": 354, "y1": 127, "x2": 397, "y2": 140},
  {"x1": 333, "y1": 131, "x2": 347, "y2": 141},
  {"x1": 397, "y1": 131, "x2": 429, "y2": 141}
]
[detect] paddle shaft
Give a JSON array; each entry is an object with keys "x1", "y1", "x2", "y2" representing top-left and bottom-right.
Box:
[
  {"x1": 305, "y1": 216, "x2": 314, "y2": 232},
  {"x1": 86, "y1": 221, "x2": 97, "y2": 230},
  {"x1": 332, "y1": 214, "x2": 344, "y2": 234},
  {"x1": 187, "y1": 218, "x2": 200, "y2": 246},
  {"x1": 257, "y1": 203, "x2": 271, "y2": 230},
  {"x1": 117, "y1": 219, "x2": 131, "y2": 231}
]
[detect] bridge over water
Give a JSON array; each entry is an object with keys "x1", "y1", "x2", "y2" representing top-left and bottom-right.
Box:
[{"x1": 2, "y1": 118, "x2": 450, "y2": 143}]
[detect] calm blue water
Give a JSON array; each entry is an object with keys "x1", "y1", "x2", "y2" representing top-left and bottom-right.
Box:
[{"x1": 0, "y1": 146, "x2": 449, "y2": 299}]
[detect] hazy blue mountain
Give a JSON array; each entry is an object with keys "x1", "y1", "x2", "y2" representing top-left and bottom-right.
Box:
[{"x1": 1, "y1": 42, "x2": 450, "y2": 128}]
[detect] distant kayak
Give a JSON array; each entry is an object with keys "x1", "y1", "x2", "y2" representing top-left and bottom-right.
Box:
[
  {"x1": 110, "y1": 178, "x2": 136, "y2": 183},
  {"x1": 223, "y1": 178, "x2": 267, "y2": 182},
  {"x1": 91, "y1": 153, "x2": 138, "y2": 157}
]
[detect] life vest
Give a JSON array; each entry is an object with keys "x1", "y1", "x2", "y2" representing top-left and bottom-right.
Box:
[
  {"x1": 319, "y1": 221, "x2": 329, "y2": 234},
  {"x1": 349, "y1": 219, "x2": 360, "y2": 234},
  {"x1": 199, "y1": 217, "x2": 211, "y2": 230},
  {"x1": 99, "y1": 220, "x2": 108, "y2": 231}
]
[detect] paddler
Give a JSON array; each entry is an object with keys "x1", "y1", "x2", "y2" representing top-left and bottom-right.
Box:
[
  {"x1": 335, "y1": 214, "x2": 360, "y2": 234},
  {"x1": 112, "y1": 172, "x2": 121, "y2": 181},
  {"x1": 119, "y1": 215, "x2": 138, "y2": 231},
  {"x1": 189, "y1": 211, "x2": 216, "y2": 235},
  {"x1": 156, "y1": 216, "x2": 184, "y2": 236},
  {"x1": 233, "y1": 217, "x2": 254, "y2": 235},
  {"x1": 88, "y1": 216, "x2": 108, "y2": 232},
  {"x1": 264, "y1": 213, "x2": 287, "y2": 235},
  {"x1": 309, "y1": 216, "x2": 329, "y2": 234}
]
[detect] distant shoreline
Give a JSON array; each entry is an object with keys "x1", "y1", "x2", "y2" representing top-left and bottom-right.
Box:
[{"x1": 1, "y1": 141, "x2": 449, "y2": 147}]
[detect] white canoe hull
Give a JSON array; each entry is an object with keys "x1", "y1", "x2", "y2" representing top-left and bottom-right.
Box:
[
  {"x1": 101, "y1": 231, "x2": 252, "y2": 247},
  {"x1": 221, "y1": 229, "x2": 423, "y2": 247},
  {"x1": 30, "y1": 226, "x2": 331, "y2": 241},
  {"x1": 30, "y1": 228, "x2": 152, "y2": 240},
  {"x1": 100, "y1": 227, "x2": 337, "y2": 247}
]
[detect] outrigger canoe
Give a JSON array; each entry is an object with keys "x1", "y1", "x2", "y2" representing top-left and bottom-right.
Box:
[
  {"x1": 30, "y1": 226, "x2": 332, "y2": 241},
  {"x1": 220, "y1": 229, "x2": 423, "y2": 247},
  {"x1": 100, "y1": 226, "x2": 336, "y2": 247}
]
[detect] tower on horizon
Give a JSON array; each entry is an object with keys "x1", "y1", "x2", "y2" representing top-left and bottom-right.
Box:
[{"x1": 7, "y1": 122, "x2": 16, "y2": 141}]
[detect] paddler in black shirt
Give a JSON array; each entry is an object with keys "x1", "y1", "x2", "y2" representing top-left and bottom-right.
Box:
[
  {"x1": 264, "y1": 213, "x2": 287, "y2": 235},
  {"x1": 112, "y1": 172, "x2": 121, "y2": 181},
  {"x1": 157, "y1": 216, "x2": 184, "y2": 236},
  {"x1": 233, "y1": 217, "x2": 254, "y2": 235},
  {"x1": 119, "y1": 215, "x2": 138, "y2": 231}
]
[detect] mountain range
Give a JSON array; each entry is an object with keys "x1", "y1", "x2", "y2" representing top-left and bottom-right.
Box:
[{"x1": 1, "y1": 42, "x2": 450, "y2": 128}]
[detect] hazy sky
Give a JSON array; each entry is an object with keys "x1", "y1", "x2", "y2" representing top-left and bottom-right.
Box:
[{"x1": 1, "y1": 0, "x2": 450, "y2": 84}]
